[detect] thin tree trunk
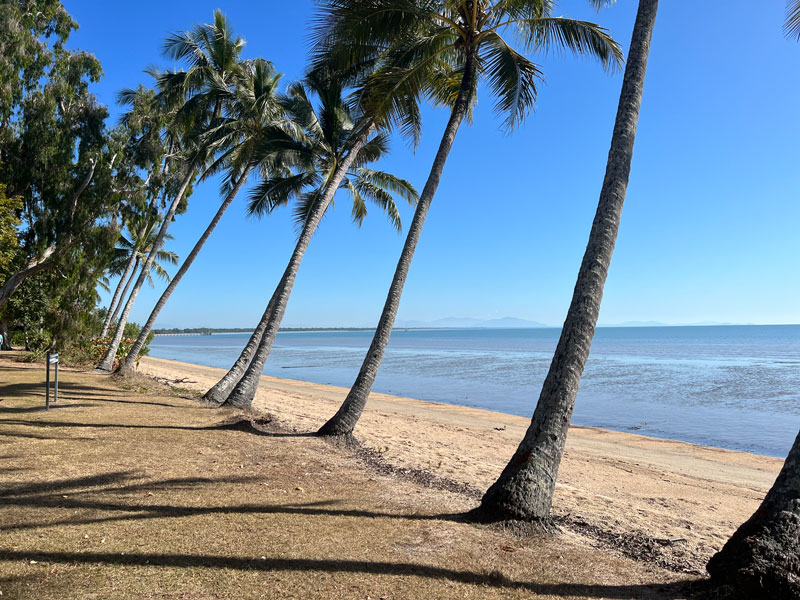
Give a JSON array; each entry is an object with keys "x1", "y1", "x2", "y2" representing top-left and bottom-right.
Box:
[
  {"x1": 221, "y1": 125, "x2": 374, "y2": 408},
  {"x1": 203, "y1": 286, "x2": 278, "y2": 403},
  {"x1": 706, "y1": 429, "x2": 800, "y2": 597},
  {"x1": 317, "y1": 49, "x2": 478, "y2": 438},
  {"x1": 0, "y1": 246, "x2": 57, "y2": 310},
  {"x1": 479, "y1": 0, "x2": 658, "y2": 522},
  {"x1": 97, "y1": 169, "x2": 194, "y2": 371},
  {"x1": 108, "y1": 257, "x2": 140, "y2": 332},
  {"x1": 117, "y1": 165, "x2": 254, "y2": 373},
  {"x1": 100, "y1": 253, "x2": 137, "y2": 338}
]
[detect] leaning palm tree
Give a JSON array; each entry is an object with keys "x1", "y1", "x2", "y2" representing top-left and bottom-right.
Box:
[
  {"x1": 704, "y1": 5, "x2": 800, "y2": 594},
  {"x1": 103, "y1": 220, "x2": 179, "y2": 337},
  {"x1": 316, "y1": 0, "x2": 622, "y2": 438},
  {"x1": 117, "y1": 59, "x2": 290, "y2": 373},
  {"x1": 479, "y1": 0, "x2": 659, "y2": 521},
  {"x1": 98, "y1": 10, "x2": 244, "y2": 372},
  {"x1": 207, "y1": 72, "x2": 418, "y2": 407}
]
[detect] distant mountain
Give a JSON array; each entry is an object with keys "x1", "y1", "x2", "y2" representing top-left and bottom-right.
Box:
[{"x1": 395, "y1": 316, "x2": 548, "y2": 329}]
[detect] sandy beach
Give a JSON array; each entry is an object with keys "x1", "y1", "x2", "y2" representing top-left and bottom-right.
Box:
[{"x1": 139, "y1": 356, "x2": 782, "y2": 573}]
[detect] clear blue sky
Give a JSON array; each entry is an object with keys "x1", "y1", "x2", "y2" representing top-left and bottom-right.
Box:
[{"x1": 67, "y1": 1, "x2": 800, "y2": 328}]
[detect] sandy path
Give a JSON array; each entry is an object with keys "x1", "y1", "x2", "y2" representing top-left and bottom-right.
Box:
[{"x1": 139, "y1": 356, "x2": 782, "y2": 572}]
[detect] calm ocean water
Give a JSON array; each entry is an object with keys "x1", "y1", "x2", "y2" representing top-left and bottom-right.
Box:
[{"x1": 149, "y1": 325, "x2": 800, "y2": 458}]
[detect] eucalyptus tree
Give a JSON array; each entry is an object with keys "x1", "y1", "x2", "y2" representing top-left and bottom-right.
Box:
[
  {"x1": 316, "y1": 0, "x2": 622, "y2": 438},
  {"x1": 208, "y1": 72, "x2": 418, "y2": 407},
  {"x1": 102, "y1": 220, "x2": 179, "y2": 338},
  {"x1": 98, "y1": 10, "x2": 245, "y2": 371},
  {"x1": 478, "y1": 0, "x2": 658, "y2": 522},
  {"x1": 704, "y1": 5, "x2": 800, "y2": 594},
  {"x1": 117, "y1": 58, "x2": 290, "y2": 373},
  {"x1": 0, "y1": 0, "x2": 121, "y2": 311}
]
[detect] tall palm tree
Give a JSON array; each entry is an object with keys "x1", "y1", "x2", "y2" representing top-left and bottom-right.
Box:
[
  {"x1": 207, "y1": 73, "x2": 418, "y2": 407},
  {"x1": 479, "y1": 0, "x2": 658, "y2": 521},
  {"x1": 102, "y1": 220, "x2": 179, "y2": 338},
  {"x1": 316, "y1": 0, "x2": 622, "y2": 438},
  {"x1": 117, "y1": 59, "x2": 290, "y2": 373},
  {"x1": 98, "y1": 10, "x2": 244, "y2": 371},
  {"x1": 705, "y1": 5, "x2": 800, "y2": 594}
]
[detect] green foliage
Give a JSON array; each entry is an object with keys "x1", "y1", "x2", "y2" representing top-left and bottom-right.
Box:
[
  {"x1": 62, "y1": 320, "x2": 153, "y2": 367},
  {"x1": 0, "y1": 182, "x2": 21, "y2": 275},
  {"x1": 312, "y1": 1, "x2": 623, "y2": 134},
  {"x1": 245, "y1": 71, "x2": 418, "y2": 233}
]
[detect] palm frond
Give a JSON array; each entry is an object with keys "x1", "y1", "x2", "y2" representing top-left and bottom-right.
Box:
[
  {"x1": 480, "y1": 31, "x2": 542, "y2": 131},
  {"x1": 786, "y1": 0, "x2": 800, "y2": 39}
]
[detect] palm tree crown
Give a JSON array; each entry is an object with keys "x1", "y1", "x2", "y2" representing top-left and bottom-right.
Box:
[
  {"x1": 314, "y1": 0, "x2": 622, "y2": 137},
  {"x1": 247, "y1": 72, "x2": 418, "y2": 231}
]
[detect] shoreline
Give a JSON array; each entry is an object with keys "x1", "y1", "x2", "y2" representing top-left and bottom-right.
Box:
[{"x1": 139, "y1": 355, "x2": 782, "y2": 572}]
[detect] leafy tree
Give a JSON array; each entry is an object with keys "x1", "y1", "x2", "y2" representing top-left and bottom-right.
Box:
[
  {"x1": 208, "y1": 71, "x2": 418, "y2": 408},
  {"x1": 0, "y1": 0, "x2": 122, "y2": 313},
  {"x1": 314, "y1": 0, "x2": 621, "y2": 438}
]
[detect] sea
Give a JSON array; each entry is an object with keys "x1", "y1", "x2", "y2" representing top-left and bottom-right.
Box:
[{"x1": 148, "y1": 325, "x2": 800, "y2": 458}]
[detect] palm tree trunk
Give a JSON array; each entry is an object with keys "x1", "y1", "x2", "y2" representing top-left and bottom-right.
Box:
[
  {"x1": 108, "y1": 257, "x2": 140, "y2": 332},
  {"x1": 97, "y1": 169, "x2": 194, "y2": 372},
  {"x1": 221, "y1": 125, "x2": 374, "y2": 409},
  {"x1": 706, "y1": 429, "x2": 800, "y2": 597},
  {"x1": 202, "y1": 286, "x2": 278, "y2": 403},
  {"x1": 317, "y1": 48, "x2": 479, "y2": 438},
  {"x1": 479, "y1": 0, "x2": 659, "y2": 522},
  {"x1": 117, "y1": 165, "x2": 254, "y2": 374},
  {"x1": 100, "y1": 253, "x2": 137, "y2": 338}
]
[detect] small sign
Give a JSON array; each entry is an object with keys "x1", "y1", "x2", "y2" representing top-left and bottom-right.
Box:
[{"x1": 48, "y1": 353, "x2": 59, "y2": 364}]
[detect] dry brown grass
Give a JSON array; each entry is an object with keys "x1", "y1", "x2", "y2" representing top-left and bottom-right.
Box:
[{"x1": 0, "y1": 358, "x2": 700, "y2": 599}]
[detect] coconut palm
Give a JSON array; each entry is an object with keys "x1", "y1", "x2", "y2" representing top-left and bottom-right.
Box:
[
  {"x1": 704, "y1": 5, "x2": 800, "y2": 593},
  {"x1": 98, "y1": 10, "x2": 244, "y2": 371},
  {"x1": 208, "y1": 72, "x2": 418, "y2": 407},
  {"x1": 117, "y1": 59, "x2": 290, "y2": 373},
  {"x1": 316, "y1": 0, "x2": 622, "y2": 438},
  {"x1": 103, "y1": 220, "x2": 179, "y2": 336},
  {"x1": 479, "y1": 0, "x2": 658, "y2": 522}
]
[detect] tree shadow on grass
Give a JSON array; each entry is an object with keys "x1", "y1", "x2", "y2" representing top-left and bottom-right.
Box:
[
  {"x1": 0, "y1": 403, "x2": 99, "y2": 414},
  {"x1": 0, "y1": 548, "x2": 701, "y2": 598},
  {"x1": 0, "y1": 417, "x2": 312, "y2": 438}
]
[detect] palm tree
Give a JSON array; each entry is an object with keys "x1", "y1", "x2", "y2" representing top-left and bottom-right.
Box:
[
  {"x1": 102, "y1": 219, "x2": 179, "y2": 338},
  {"x1": 207, "y1": 73, "x2": 418, "y2": 407},
  {"x1": 116, "y1": 59, "x2": 290, "y2": 373},
  {"x1": 479, "y1": 0, "x2": 658, "y2": 522},
  {"x1": 704, "y1": 5, "x2": 800, "y2": 594},
  {"x1": 98, "y1": 10, "x2": 244, "y2": 371},
  {"x1": 316, "y1": 0, "x2": 622, "y2": 438}
]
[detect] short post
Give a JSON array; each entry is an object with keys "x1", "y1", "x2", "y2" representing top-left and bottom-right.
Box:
[
  {"x1": 45, "y1": 352, "x2": 59, "y2": 409},
  {"x1": 45, "y1": 353, "x2": 50, "y2": 410},
  {"x1": 53, "y1": 353, "x2": 59, "y2": 404}
]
